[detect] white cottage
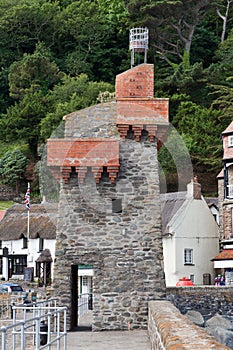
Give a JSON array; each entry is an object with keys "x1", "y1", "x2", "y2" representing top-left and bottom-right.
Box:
[
  {"x1": 0, "y1": 203, "x2": 93, "y2": 294},
  {"x1": 0, "y1": 203, "x2": 57, "y2": 285},
  {"x1": 161, "y1": 178, "x2": 219, "y2": 286}
]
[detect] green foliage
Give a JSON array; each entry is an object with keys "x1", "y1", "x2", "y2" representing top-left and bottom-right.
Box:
[
  {"x1": 0, "y1": 0, "x2": 232, "y2": 192},
  {"x1": 8, "y1": 43, "x2": 64, "y2": 100},
  {"x1": 0, "y1": 201, "x2": 15, "y2": 210},
  {"x1": 0, "y1": 141, "x2": 30, "y2": 158},
  {"x1": 0, "y1": 148, "x2": 27, "y2": 192},
  {"x1": 210, "y1": 82, "x2": 233, "y2": 124},
  {"x1": 158, "y1": 127, "x2": 191, "y2": 173},
  {"x1": 126, "y1": 0, "x2": 212, "y2": 69},
  {"x1": 0, "y1": 91, "x2": 49, "y2": 155},
  {"x1": 41, "y1": 74, "x2": 114, "y2": 139},
  {"x1": 173, "y1": 101, "x2": 223, "y2": 170}
]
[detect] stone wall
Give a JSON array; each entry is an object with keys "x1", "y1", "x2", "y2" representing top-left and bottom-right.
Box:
[
  {"x1": 167, "y1": 286, "x2": 233, "y2": 321},
  {"x1": 223, "y1": 203, "x2": 233, "y2": 239},
  {"x1": 148, "y1": 300, "x2": 230, "y2": 349},
  {"x1": 50, "y1": 98, "x2": 166, "y2": 330},
  {"x1": 49, "y1": 63, "x2": 168, "y2": 331}
]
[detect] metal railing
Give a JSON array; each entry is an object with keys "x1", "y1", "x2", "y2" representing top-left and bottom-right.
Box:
[
  {"x1": 0, "y1": 298, "x2": 67, "y2": 350},
  {"x1": 0, "y1": 295, "x2": 24, "y2": 319},
  {"x1": 78, "y1": 293, "x2": 92, "y2": 318}
]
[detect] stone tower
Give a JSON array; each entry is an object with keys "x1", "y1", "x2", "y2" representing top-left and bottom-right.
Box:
[{"x1": 47, "y1": 63, "x2": 169, "y2": 331}]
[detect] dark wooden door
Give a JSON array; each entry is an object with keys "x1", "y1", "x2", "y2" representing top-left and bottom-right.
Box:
[{"x1": 71, "y1": 265, "x2": 78, "y2": 329}]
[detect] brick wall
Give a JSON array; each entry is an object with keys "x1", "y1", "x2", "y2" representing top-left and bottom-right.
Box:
[
  {"x1": 115, "y1": 64, "x2": 169, "y2": 122},
  {"x1": 115, "y1": 64, "x2": 154, "y2": 98},
  {"x1": 223, "y1": 135, "x2": 233, "y2": 160},
  {"x1": 47, "y1": 139, "x2": 119, "y2": 167}
]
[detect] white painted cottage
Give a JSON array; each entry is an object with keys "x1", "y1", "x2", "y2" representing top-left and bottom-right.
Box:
[
  {"x1": 161, "y1": 178, "x2": 219, "y2": 286},
  {"x1": 0, "y1": 203, "x2": 93, "y2": 294},
  {"x1": 0, "y1": 203, "x2": 57, "y2": 285}
]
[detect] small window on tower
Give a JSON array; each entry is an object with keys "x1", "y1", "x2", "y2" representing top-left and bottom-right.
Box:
[
  {"x1": 229, "y1": 136, "x2": 233, "y2": 147},
  {"x1": 112, "y1": 199, "x2": 122, "y2": 213}
]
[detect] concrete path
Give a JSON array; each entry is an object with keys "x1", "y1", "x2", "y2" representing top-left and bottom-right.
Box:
[
  {"x1": 67, "y1": 329, "x2": 151, "y2": 350},
  {"x1": 67, "y1": 311, "x2": 151, "y2": 350}
]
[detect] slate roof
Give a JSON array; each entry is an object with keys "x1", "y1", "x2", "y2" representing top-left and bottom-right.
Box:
[
  {"x1": 204, "y1": 197, "x2": 218, "y2": 209},
  {"x1": 160, "y1": 192, "x2": 187, "y2": 234},
  {"x1": 0, "y1": 203, "x2": 57, "y2": 240},
  {"x1": 212, "y1": 249, "x2": 233, "y2": 261}
]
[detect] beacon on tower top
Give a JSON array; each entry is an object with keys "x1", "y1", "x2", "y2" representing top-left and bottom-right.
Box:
[{"x1": 129, "y1": 27, "x2": 149, "y2": 68}]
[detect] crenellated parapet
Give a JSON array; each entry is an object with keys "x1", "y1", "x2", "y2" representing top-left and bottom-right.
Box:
[{"x1": 47, "y1": 138, "x2": 119, "y2": 184}]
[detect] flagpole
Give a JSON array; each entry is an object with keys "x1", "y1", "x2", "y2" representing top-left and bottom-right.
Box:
[
  {"x1": 27, "y1": 203, "x2": 30, "y2": 244},
  {"x1": 25, "y1": 182, "x2": 30, "y2": 248}
]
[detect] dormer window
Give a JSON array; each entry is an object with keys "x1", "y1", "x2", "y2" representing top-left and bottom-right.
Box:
[
  {"x1": 39, "y1": 238, "x2": 44, "y2": 252},
  {"x1": 22, "y1": 237, "x2": 28, "y2": 249},
  {"x1": 228, "y1": 135, "x2": 233, "y2": 147}
]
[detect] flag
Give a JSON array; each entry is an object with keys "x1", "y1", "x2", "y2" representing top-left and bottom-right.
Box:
[{"x1": 25, "y1": 183, "x2": 30, "y2": 211}]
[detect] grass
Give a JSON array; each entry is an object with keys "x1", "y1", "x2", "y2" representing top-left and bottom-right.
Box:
[{"x1": 0, "y1": 201, "x2": 14, "y2": 210}]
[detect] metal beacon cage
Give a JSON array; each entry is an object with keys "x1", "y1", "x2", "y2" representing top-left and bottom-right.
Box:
[{"x1": 129, "y1": 27, "x2": 149, "y2": 68}]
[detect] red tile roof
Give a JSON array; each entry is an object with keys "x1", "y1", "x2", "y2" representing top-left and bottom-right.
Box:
[
  {"x1": 216, "y1": 169, "x2": 224, "y2": 178},
  {"x1": 0, "y1": 210, "x2": 6, "y2": 221},
  {"x1": 222, "y1": 121, "x2": 233, "y2": 135},
  {"x1": 212, "y1": 249, "x2": 233, "y2": 261}
]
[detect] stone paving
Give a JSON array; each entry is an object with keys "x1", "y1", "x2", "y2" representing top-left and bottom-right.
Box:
[
  {"x1": 66, "y1": 311, "x2": 151, "y2": 350},
  {"x1": 66, "y1": 329, "x2": 151, "y2": 350}
]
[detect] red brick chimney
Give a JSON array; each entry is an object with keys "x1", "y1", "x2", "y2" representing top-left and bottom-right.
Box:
[{"x1": 115, "y1": 64, "x2": 169, "y2": 145}]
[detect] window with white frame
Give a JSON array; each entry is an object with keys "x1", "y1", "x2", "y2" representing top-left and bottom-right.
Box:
[
  {"x1": 229, "y1": 136, "x2": 233, "y2": 147},
  {"x1": 184, "y1": 248, "x2": 193, "y2": 265}
]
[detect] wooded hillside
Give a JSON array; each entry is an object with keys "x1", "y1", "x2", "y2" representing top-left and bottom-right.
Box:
[{"x1": 0, "y1": 0, "x2": 232, "y2": 196}]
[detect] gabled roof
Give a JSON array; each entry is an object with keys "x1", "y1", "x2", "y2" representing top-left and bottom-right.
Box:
[
  {"x1": 0, "y1": 203, "x2": 57, "y2": 240},
  {"x1": 212, "y1": 249, "x2": 233, "y2": 261},
  {"x1": 160, "y1": 192, "x2": 187, "y2": 234},
  {"x1": 217, "y1": 169, "x2": 224, "y2": 179},
  {"x1": 222, "y1": 121, "x2": 233, "y2": 135}
]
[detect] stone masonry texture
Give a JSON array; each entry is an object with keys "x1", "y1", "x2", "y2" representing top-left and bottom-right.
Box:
[
  {"x1": 148, "y1": 300, "x2": 230, "y2": 350},
  {"x1": 49, "y1": 64, "x2": 168, "y2": 331}
]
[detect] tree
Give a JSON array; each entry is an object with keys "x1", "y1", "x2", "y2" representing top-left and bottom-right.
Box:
[
  {"x1": 173, "y1": 100, "x2": 223, "y2": 171},
  {"x1": 126, "y1": 0, "x2": 212, "y2": 69},
  {"x1": 40, "y1": 74, "x2": 114, "y2": 139},
  {"x1": 8, "y1": 42, "x2": 64, "y2": 100},
  {"x1": 216, "y1": 0, "x2": 233, "y2": 42},
  {"x1": 57, "y1": 0, "x2": 129, "y2": 82},
  {"x1": 0, "y1": 148, "x2": 27, "y2": 193},
  {"x1": 0, "y1": 0, "x2": 61, "y2": 65},
  {"x1": 0, "y1": 91, "x2": 49, "y2": 156}
]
